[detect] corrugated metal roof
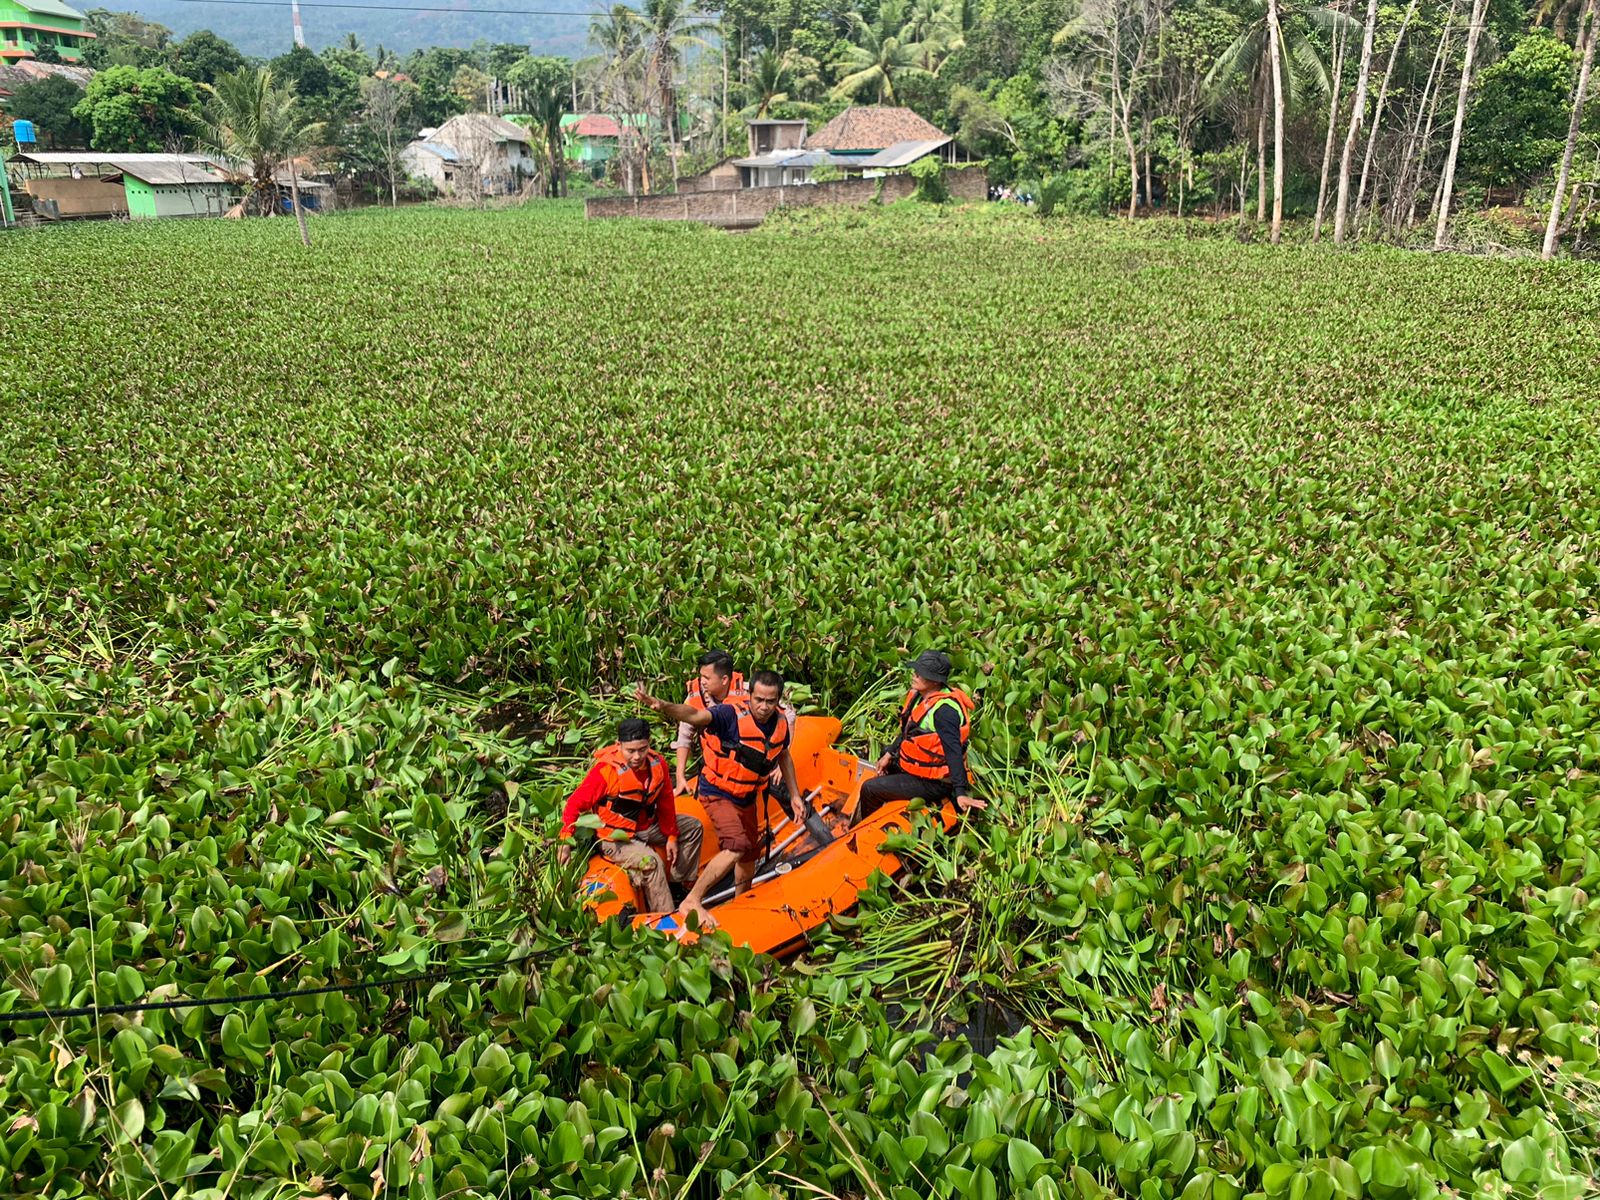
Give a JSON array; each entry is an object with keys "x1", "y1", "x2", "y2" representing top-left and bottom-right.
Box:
[
  {"x1": 16, "y1": 0, "x2": 88, "y2": 21},
  {"x1": 411, "y1": 141, "x2": 460, "y2": 163},
  {"x1": 852, "y1": 138, "x2": 952, "y2": 169},
  {"x1": 731, "y1": 149, "x2": 857, "y2": 169},
  {"x1": 11, "y1": 152, "x2": 229, "y2": 186},
  {"x1": 437, "y1": 113, "x2": 532, "y2": 144}
]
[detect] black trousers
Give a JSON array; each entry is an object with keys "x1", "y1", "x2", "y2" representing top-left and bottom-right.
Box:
[{"x1": 857, "y1": 764, "x2": 952, "y2": 820}]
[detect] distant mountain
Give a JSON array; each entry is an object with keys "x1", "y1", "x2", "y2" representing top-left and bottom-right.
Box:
[{"x1": 119, "y1": 1, "x2": 596, "y2": 59}]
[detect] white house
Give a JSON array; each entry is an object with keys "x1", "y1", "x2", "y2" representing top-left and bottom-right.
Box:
[{"x1": 401, "y1": 114, "x2": 535, "y2": 196}]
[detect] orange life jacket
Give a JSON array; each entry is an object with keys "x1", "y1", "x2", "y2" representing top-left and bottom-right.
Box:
[
  {"x1": 700, "y1": 700, "x2": 790, "y2": 804},
  {"x1": 593, "y1": 743, "x2": 670, "y2": 834},
  {"x1": 686, "y1": 671, "x2": 748, "y2": 759},
  {"x1": 896, "y1": 688, "x2": 974, "y2": 781},
  {"x1": 685, "y1": 670, "x2": 748, "y2": 710}
]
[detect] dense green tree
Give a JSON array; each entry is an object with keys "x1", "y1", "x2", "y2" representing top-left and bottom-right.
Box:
[
  {"x1": 72, "y1": 65, "x2": 201, "y2": 151},
  {"x1": 81, "y1": 8, "x2": 172, "y2": 69},
  {"x1": 170, "y1": 29, "x2": 246, "y2": 85},
  {"x1": 321, "y1": 43, "x2": 375, "y2": 78},
  {"x1": 404, "y1": 46, "x2": 478, "y2": 125},
  {"x1": 488, "y1": 42, "x2": 530, "y2": 76},
  {"x1": 1464, "y1": 31, "x2": 1575, "y2": 190},
  {"x1": 270, "y1": 44, "x2": 360, "y2": 128},
  {"x1": 6, "y1": 75, "x2": 88, "y2": 147}
]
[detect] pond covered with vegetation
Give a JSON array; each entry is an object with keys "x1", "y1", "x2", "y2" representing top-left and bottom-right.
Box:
[{"x1": 1, "y1": 204, "x2": 1598, "y2": 1198}]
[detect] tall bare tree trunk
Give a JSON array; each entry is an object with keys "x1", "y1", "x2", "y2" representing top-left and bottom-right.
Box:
[
  {"x1": 1238, "y1": 137, "x2": 1250, "y2": 218},
  {"x1": 1354, "y1": 0, "x2": 1419, "y2": 229},
  {"x1": 1543, "y1": 0, "x2": 1598, "y2": 257},
  {"x1": 1267, "y1": 0, "x2": 1287, "y2": 242},
  {"x1": 1126, "y1": 123, "x2": 1140, "y2": 218},
  {"x1": 1412, "y1": 17, "x2": 1456, "y2": 225},
  {"x1": 289, "y1": 159, "x2": 310, "y2": 248},
  {"x1": 1335, "y1": 0, "x2": 1381, "y2": 243},
  {"x1": 1391, "y1": 2, "x2": 1455, "y2": 226},
  {"x1": 1314, "y1": 25, "x2": 1349, "y2": 240},
  {"x1": 1256, "y1": 99, "x2": 1268, "y2": 222},
  {"x1": 1434, "y1": 0, "x2": 1491, "y2": 249}
]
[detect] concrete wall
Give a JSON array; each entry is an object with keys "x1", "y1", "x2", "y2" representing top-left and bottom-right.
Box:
[
  {"x1": 586, "y1": 167, "x2": 987, "y2": 227},
  {"x1": 151, "y1": 183, "x2": 231, "y2": 218},
  {"x1": 679, "y1": 161, "x2": 741, "y2": 193},
  {"x1": 22, "y1": 176, "x2": 128, "y2": 218}
]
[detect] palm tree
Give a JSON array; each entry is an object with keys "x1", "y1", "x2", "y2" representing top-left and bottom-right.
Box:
[
  {"x1": 747, "y1": 47, "x2": 792, "y2": 116},
  {"x1": 590, "y1": 3, "x2": 642, "y2": 62},
  {"x1": 1205, "y1": 0, "x2": 1357, "y2": 238},
  {"x1": 634, "y1": 0, "x2": 716, "y2": 153},
  {"x1": 902, "y1": 0, "x2": 965, "y2": 72},
  {"x1": 203, "y1": 67, "x2": 324, "y2": 247},
  {"x1": 524, "y1": 74, "x2": 570, "y2": 197},
  {"x1": 834, "y1": 0, "x2": 930, "y2": 103}
]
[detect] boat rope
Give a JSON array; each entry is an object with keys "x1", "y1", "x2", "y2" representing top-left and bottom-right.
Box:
[{"x1": 0, "y1": 948, "x2": 551, "y2": 1025}]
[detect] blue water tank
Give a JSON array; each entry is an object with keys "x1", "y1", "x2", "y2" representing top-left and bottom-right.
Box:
[{"x1": 13, "y1": 120, "x2": 36, "y2": 146}]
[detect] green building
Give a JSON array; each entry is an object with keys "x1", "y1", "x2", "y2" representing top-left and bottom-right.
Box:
[
  {"x1": 9, "y1": 152, "x2": 235, "y2": 219},
  {"x1": 0, "y1": 0, "x2": 94, "y2": 63},
  {"x1": 560, "y1": 113, "x2": 650, "y2": 178}
]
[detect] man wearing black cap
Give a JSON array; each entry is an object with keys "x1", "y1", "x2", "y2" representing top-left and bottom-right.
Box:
[{"x1": 858, "y1": 650, "x2": 983, "y2": 820}]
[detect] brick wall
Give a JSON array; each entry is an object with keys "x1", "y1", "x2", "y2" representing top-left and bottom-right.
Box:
[{"x1": 586, "y1": 165, "x2": 987, "y2": 225}]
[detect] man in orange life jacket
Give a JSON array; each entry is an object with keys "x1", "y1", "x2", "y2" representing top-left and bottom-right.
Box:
[
  {"x1": 636, "y1": 671, "x2": 804, "y2": 930},
  {"x1": 556, "y1": 717, "x2": 705, "y2": 913},
  {"x1": 858, "y1": 651, "x2": 985, "y2": 820},
  {"x1": 674, "y1": 648, "x2": 796, "y2": 795},
  {"x1": 674, "y1": 649, "x2": 747, "y2": 795}
]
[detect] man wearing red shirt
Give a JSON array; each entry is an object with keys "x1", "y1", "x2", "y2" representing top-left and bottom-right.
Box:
[{"x1": 557, "y1": 717, "x2": 704, "y2": 912}]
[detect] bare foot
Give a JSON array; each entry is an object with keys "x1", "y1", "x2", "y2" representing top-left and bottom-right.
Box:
[{"x1": 677, "y1": 901, "x2": 718, "y2": 931}]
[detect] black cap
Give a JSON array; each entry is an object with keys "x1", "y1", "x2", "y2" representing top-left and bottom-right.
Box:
[
  {"x1": 906, "y1": 650, "x2": 952, "y2": 684},
  {"x1": 618, "y1": 717, "x2": 651, "y2": 744}
]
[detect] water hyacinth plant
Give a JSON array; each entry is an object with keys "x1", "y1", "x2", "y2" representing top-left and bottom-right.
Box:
[{"x1": 0, "y1": 202, "x2": 1598, "y2": 1198}]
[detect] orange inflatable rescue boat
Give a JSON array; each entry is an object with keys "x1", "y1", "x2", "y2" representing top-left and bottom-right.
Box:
[{"x1": 579, "y1": 715, "x2": 956, "y2": 958}]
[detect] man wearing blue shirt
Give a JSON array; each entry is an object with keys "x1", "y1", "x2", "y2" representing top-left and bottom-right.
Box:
[{"x1": 636, "y1": 671, "x2": 805, "y2": 929}]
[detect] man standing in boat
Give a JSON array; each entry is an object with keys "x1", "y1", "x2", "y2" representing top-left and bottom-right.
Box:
[
  {"x1": 857, "y1": 650, "x2": 984, "y2": 819},
  {"x1": 557, "y1": 717, "x2": 705, "y2": 913},
  {"x1": 674, "y1": 649, "x2": 747, "y2": 794},
  {"x1": 674, "y1": 648, "x2": 795, "y2": 795},
  {"x1": 636, "y1": 671, "x2": 806, "y2": 930}
]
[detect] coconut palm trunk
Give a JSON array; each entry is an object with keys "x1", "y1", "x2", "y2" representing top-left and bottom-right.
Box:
[
  {"x1": 1543, "y1": 0, "x2": 1598, "y2": 258},
  {"x1": 1266, "y1": 0, "x2": 1287, "y2": 242},
  {"x1": 289, "y1": 158, "x2": 310, "y2": 247},
  {"x1": 1433, "y1": 0, "x2": 1491, "y2": 249},
  {"x1": 1256, "y1": 99, "x2": 1268, "y2": 222},
  {"x1": 1314, "y1": 25, "x2": 1349, "y2": 240},
  {"x1": 1334, "y1": 0, "x2": 1380, "y2": 243}
]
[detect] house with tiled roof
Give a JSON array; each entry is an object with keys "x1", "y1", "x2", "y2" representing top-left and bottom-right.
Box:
[
  {"x1": 559, "y1": 112, "x2": 648, "y2": 178},
  {"x1": 804, "y1": 106, "x2": 947, "y2": 154},
  {"x1": 688, "y1": 106, "x2": 958, "y2": 191}
]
